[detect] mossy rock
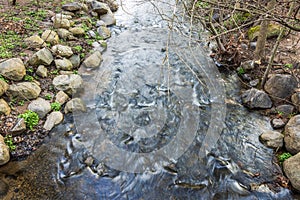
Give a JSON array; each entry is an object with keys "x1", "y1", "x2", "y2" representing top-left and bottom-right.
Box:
[{"x1": 248, "y1": 24, "x2": 282, "y2": 41}]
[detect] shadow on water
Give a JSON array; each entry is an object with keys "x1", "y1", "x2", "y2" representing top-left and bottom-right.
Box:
[{"x1": 0, "y1": 0, "x2": 295, "y2": 199}]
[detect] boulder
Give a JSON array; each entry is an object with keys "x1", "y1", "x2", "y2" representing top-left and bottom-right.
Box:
[
  {"x1": 52, "y1": 45, "x2": 73, "y2": 57},
  {"x1": 28, "y1": 97, "x2": 51, "y2": 118},
  {"x1": 271, "y1": 118, "x2": 285, "y2": 129},
  {"x1": 36, "y1": 65, "x2": 48, "y2": 78},
  {"x1": 0, "y1": 99, "x2": 11, "y2": 116},
  {"x1": 52, "y1": 74, "x2": 83, "y2": 95},
  {"x1": 55, "y1": 58, "x2": 73, "y2": 71},
  {"x1": 274, "y1": 104, "x2": 295, "y2": 118},
  {"x1": 69, "y1": 27, "x2": 85, "y2": 36},
  {"x1": 0, "y1": 58, "x2": 26, "y2": 81},
  {"x1": 97, "y1": 26, "x2": 111, "y2": 39},
  {"x1": 259, "y1": 130, "x2": 283, "y2": 148},
  {"x1": 284, "y1": 115, "x2": 300, "y2": 154},
  {"x1": 241, "y1": 88, "x2": 272, "y2": 109},
  {"x1": 0, "y1": 135, "x2": 10, "y2": 165},
  {"x1": 43, "y1": 111, "x2": 64, "y2": 131},
  {"x1": 24, "y1": 35, "x2": 46, "y2": 48},
  {"x1": 283, "y1": 152, "x2": 300, "y2": 191},
  {"x1": 291, "y1": 92, "x2": 300, "y2": 112},
  {"x1": 0, "y1": 79, "x2": 8, "y2": 97},
  {"x1": 100, "y1": 11, "x2": 116, "y2": 26},
  {"x1": 64, "y1": 98, "x2": 86, "y2": 113},
  {"x1": 41, "y1": 30, "x2": 59, "y2": 45},
  {"x1": 9, "y1": 118, "x2": 26, "y2": 135},
  {"x1": 6, "y1": 82, "x2": 41, "y2": 100},
  {"x1": 264, "y1": 74, "x2": 297, "y2": 100},
  {"x1": 53, "y1": 18, "x2": 71, "y2": 29},
  {"x1": 69, "y1": 54, "x2": 80, "y2": 68},
  {"x1": 57, "y1": 28, "x2": 73, "y2": 40},
  {"x1": 55, "y1": 91, "x2": 69, "y2": 105},
  {"x1": 81, "y1": 51, "x2": 103, "y2": 69},
  {"x1": 29, "y1": 48, "x2": 54, "y2": 66}
]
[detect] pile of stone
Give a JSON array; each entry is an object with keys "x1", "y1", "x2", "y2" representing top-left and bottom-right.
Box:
[{"x1": 0, "y1": 0, "x2": 118, "y2": 166}]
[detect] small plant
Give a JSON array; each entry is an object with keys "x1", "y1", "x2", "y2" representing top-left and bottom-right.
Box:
[
  {"x1": 73, "y1": 70, "x2": 78, "y2": 75},
  {"x1": 27, "y1": 67, "x2": 34, "y2": 74},
  {"x1": 51, "y1": 102, "x2": 61, "y2": 111},
  {"x1": 24, "y1": 75, "x2": 34, "y2": 81},
  {"x1": 278, "y1": 152, "x2": 292, "y2": 164},
  {"x1": 284, "y1": 63, "x2": 293, "y2": 69},
  {"x1": 18, "y1": 100, "x2": 25, "y2": 106},
  {"x1": 44, "y1": 94, "x2": 52, "y2": 100},
  {"x1": 4, "y1": 135, "x2": 16, "y2": 151},
  {"x1": 237, "y1": 67, "x2": 245, "y2": 75},
  {"x1": 18, "y1": 110, "x2": 39, "y2": 130},
  {"x1": 73, "y1": 45, "x2": 83, "y2": 52},
  {"x1": 0, "y1": 75, "x2": 8, "y2": 83},
  {"x1": 50, "y1": 69, "x2": 59, "y2": 75},
  {"x1": 80, "y1": 53, "x2": 85, "y2": 58}
]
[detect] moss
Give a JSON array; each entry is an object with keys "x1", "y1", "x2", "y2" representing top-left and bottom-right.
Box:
[{"x1": 248, "y1": 24, "x2": 282, "y2": 41}]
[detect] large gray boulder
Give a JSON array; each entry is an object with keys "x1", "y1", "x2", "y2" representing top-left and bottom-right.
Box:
[
  {"x1": 0, "y1": 135, "x2": 10, "y2": 165},
  {"x1": 241, "y1": 88, "x2": 272, "y2": 109},
  {"x1": 283, "y1": 152, "x2": 300, "y2": 191},
  {"x1": 28, "y1": 97, "x2": 51, "y2": 118},
  {"x1": 52, "y1": 74, "x2": 83, "y2": 95},
  {"x1": 0, "y1": 99, "x2": 11, "y2": 116},
  {"x1": 6, "y1": 82, "x2": 41, "y2": 100},
  {"x1": 264, "y1": 74, "x2": 297, "y2": 100},
  {"x1": 81, "y1": 51, "x2": 103, "y2": 69},
  {"x1": 29, "y1": 48, "x2": 54, "y2": 66},
  {"x1": 0, "y1": 58, "x2": 26, "y2": 81},
  {"x1": 284, "y1": 115, "x2": 300, "y2": 154},
  {"x1": 0, "y1": 79, "x2": 8, "y2": 97},
  {"x1": 259, "y1": 130, "x2": 283, "y2": 148}
]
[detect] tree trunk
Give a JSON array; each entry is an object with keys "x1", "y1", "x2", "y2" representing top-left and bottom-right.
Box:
[{"x1": 253, "y1": 0, "x2": 276, "y2": 62}]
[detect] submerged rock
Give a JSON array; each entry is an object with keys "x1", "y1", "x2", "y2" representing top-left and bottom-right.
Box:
[
  {"x1": 28, "y1": 97, "x2": 51, "y2": 119},
  {"x1": 0, "y1": 99, "x2": 11, "y2": 116},
  {"x1": 241, "y1": 88, "x2": 272, "y2": 109},
  {"x1": 64, "y1": 98, "x2": 86, "y2": 113},
  {"x1": 0, "y1": 58, "x2": 26, "y2": 81},
  {"x1": 283, "y1": 152, "x2": 300, "y2": 191},
  {"x1": 264, "y1": 74, "x2": 297, "y2": 100},
  {"x1": 6, "y1": 82, "x2": 41, "y2": 100},
  {"x1": 284, "y1": 115, "x2": 300, "y2": 154},
  {"x1": 0, "y1": 135, "x2": 10, "y2": 165},
  {"x1": 43, "y1": 111, "x2": 64, "y2": 131},
  {"x1": 259, "y1": 130, "x2": 283, "y2": 148},
  {"x1": 29, "y1": 48, "x2": 54, "y2": 66}
]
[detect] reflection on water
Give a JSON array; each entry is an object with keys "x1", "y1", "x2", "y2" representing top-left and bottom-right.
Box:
[{"x1": 0, "y1": 0, "x2": 294, "y2": 199}]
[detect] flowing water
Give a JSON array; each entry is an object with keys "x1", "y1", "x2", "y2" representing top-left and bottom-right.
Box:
[{"x1": 0, "y1": 0, "x2": 295, "y2": 199}]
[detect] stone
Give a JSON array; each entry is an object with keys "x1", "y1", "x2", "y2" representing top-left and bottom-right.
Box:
[
  {"x1": 51, "y1": 13, "x2": 72, "y2": 21},
  {"x1": 9, "y1": 118, "x2": 26, "y2": 135},
  {"x1": 52, "y1": 45, "x2": 73, "y2": 57},
  {"x1": 41, "y1": 30, "x2": 59, "y2": 45},
  {"x1": 0, "y1": 179, "x2": 9, "y2": 196},
  {"x1": 92, "y1": 41, "x2": 107, "y2": 53},
  {"x1": 24, "y1": 35, "x2": 46, "y2": 48},
  {"x1": 43, "y1": 111, "x2": 64, "y2": 131},
  {"x1": 240, "y1": 60, "x2": 254, "y2": 70},
  {"x1": 87, "y1": 30, "x2": 97, "y2": 38},
  {"x1": 6, "y1": 82, "x2": 41, "y2": 100},
  {"x1": 284, "y1": 115, "x2": 300, "y2": 154},
  {"x1": 241, "y1": 88, "x2": 272, "y2": 109},
  {"x1": 271, "y1": 118, "x2": 285, "y2": 129},
  {"x1": 249, "y1": 79, "x2": 259, "y2": 87},
  {"x1": 100, "y1": 11, "x2": 116, "y2": 26},
  {"x1": 259, "y1": 130, "x2": 284, "y2": 148},
  {"x1": 264, "y1": 74, "x2": 297, "y2": 100},
  {"x1": 81, "y1": 51, "x2": 103, "y2": 69},
  {"x1": 0, "y1": 79, "x2": 8, "y2": 97},
  {"x1": 275, "y1": 104, "x2": 295, "y2": 118},
  {"x1": 53, "y1": 18, "x2": 71, "y2": 29},
  {"x1": 57, "y1": 28, "x2": 73, "y2": 40},
  {"x1": 36, "y1": 65, "x2": 48, "y2": 78},
  {"x1": 69, "y1": 54, "x2": 80, "y2": 68},
  {"x1": 52, "y1": 74, "x2": 83, "y2": 95},
  {"x1": 62, "y1": 2, "x2": 82, "y2": 12},
  {"x1": 28, "y1": 97, "x2": 51, "y2": 118},
  {"x1": 55, "y1": 91, "x2": 69, "y2": 105},
  {"x1": 291, "y1": 92, "x2": 300, "y2": 112},
  {"x1": 0, "y1": 58, "x2": 26, "y2": 81},
  {"x1": 97, "y1": 26, "x2": 111, "y2": 39},
  {"x1": 283, "y1": 152, "x2": 300, "y2": 191},
  {"x1": 29, "y1": 48, "x2": 54, "y2": 66},
  {"x1": 96, "y1": 20, "x2": 106, "y2": 27},
  {"x1": 90, "y1": 1, "x2": 110, "y2": 15},
  {"x1": 55, "y1": 58, "x2": 73, "y2": 71},
  {"x1": 0, "y1": 99, "x2": 11, "y2": 116},
  {"x1": 69, "y1": 27, "x2": 85, "y2": 36},
  {"x1": 248, "y1": 24, "x2": 282, "y2": 41},
  {"x1": 0, "y1": 135, "x2": 10, "y2": 165},
  {"x1": 64, "y1": 98, "x2": 86, "y2": 113}
]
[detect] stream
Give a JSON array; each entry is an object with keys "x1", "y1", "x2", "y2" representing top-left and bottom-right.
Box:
[{"x1": 0, "y1": 0, "x2": 295, "y2": 199}]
